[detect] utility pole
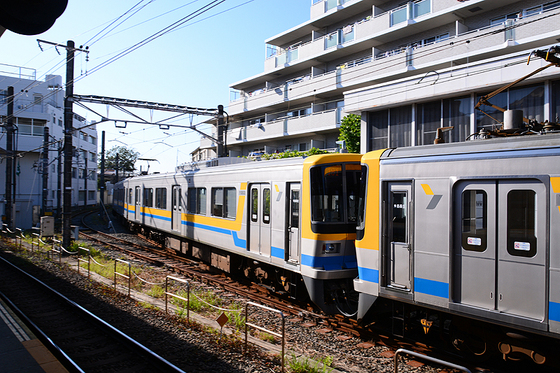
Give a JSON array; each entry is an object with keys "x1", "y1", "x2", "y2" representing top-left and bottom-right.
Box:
[
  {"x1": 57, "y1": 144, "x2": 62, "y2": 219},
  {"x1": 217, "y1": 104, "x2": 225, "y2": 157},
  {"x1": 62, "y1": 40, "x2": 75, "y2": 249},
  {"x1": 42, "y1": 127, "x2": 49, "y2": 215},
  {"x1": 115, "y1": 153, "x2": 119, "y2": 184},
  {"x1": 4, "y1": 86, "x2": 14, "y2": 229},
  {"x1": 84, "y1": 157, "x2": 87, "y2": 207},
  {"x1": 100, "y1": 131, "x2": 105, "y2": 205}
]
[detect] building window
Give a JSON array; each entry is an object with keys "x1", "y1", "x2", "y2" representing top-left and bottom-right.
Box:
[
  {"x1": 477, "y1": 83, "x2": 544, "y2": 129},
  {"x1": 72, "y1": 167, "x2": 77, "y2": 178},
  {"x1": 78, "y1": 191, "x2": 86, "y2": 202},
  {"x1": 389, "y1": 106, "x2": 412, "y2": 148},
  {"x1": 88, "y1": 191, "x2": 96, "y2": 201}
]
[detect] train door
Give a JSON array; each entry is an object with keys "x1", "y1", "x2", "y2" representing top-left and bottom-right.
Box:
[
  {"x1": 386, "y1": 183, "x2": 412, "y2": 291},
  {"x1": 134, "y1": 186, "x2": 141, "y2": 221},
  {"x1": 454, "y1": 180, "x2": 546, "y2": 320},
  {"x1": 287, "y1": 183, "x2": 301, "y2": 263},
  {"x1": 249, "y1": 183, "x2": 271, "y2": 256},
  {"x1": 172, "y1": 185, "x2": 181, "y2": 232}
]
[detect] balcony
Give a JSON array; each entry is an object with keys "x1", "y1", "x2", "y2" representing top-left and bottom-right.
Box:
[
  {"x1": 226, "y1": 109, "x2": 341, "y2": 146},
  {"x1": 232, "y1": 4, "x2": 560, "y2": 116}
]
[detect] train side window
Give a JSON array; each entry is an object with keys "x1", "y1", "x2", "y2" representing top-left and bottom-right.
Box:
[
  {"x1": 187, "y1": 187, "x2": 206, "y2": 215},
  {"x1": 251, "y1": 188, "x2": 258, "y2": 222},
  {"x1": 263, "y1": 188, "x2": 270, "y2": 224},
  {"x1": 461, "y1": 190, "x2": 487, "y2": 252},
  {"x1": 155, "y1": 188, "x2": 167, "y2": 209},
  {"x1": 507, "y1": 190, "x2": 537, "y2": 257},
  {"x1": 212, "y1": 187, "x2": 236, "y2": 219},
  {"x1": 143, "y1": 188, "x2": 153, "y2": 207},
  {"x1": 224, "y1": 188, "x2": 236, "y2": 219},
  {"x1": 128, "y1": 189, "x2": 132, "y2": 205}
]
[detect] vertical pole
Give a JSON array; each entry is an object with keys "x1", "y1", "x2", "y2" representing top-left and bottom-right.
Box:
[
  {"x1": 42, "y1": 127, "x2": 49, "y2": 215},
  {"x1": 217, "y1": 105, "x2": 224, "y2": 157},
  {"x1": 57, "y1": 145, "x2": 62, "y2": 219},
  {"x1": 5, "y1": 86, "x2": 13, "y2": 229},
  {"x1": 84, "y1": 157, "x2": 88, "y2": 207},
  {"x1": 115, "y1": 153, "x2": 119, "y2": 183},
  {"x1": 100, "y1": 131, "x2": 105, "y2": 205},
  {"x1": 63, "y1": 40, "x2": 75, "y2": 249}
]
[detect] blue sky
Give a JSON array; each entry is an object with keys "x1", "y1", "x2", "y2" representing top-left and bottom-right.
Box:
[{"x1": 0, "y1": 0, "x2": 310, "y2": 173}]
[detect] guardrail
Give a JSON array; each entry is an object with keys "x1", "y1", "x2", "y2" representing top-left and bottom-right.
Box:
[
  {"x1": 165, "y1": 276, "x2": 190, "y2": 320},
  {"x1": 245, "y1": 301, "x2": 285, "y2": 372},
  {"x1": 77, "y1": 247, "x2": 91, "y2": 279},
  {"x1": 114, "y1": 258, "x2": 131, "y2": 297}
]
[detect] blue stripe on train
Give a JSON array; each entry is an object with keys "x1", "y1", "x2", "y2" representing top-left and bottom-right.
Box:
[
  {"x1": 414, "y1": 277, "x2": 449, "y2": 299},
  {"x1": 358, "y1": 267, "x2": 379, "y2": 283}
]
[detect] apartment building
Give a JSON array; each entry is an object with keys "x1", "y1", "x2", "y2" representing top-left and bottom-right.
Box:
[
  {"x1": 0, "y1": 66, "x2": 98, "y2": 229},
  {"x1": 196, "y1": 0, "x2": 560, "y2": 160}
]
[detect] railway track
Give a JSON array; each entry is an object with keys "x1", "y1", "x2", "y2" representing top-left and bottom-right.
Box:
[
  {"x1": 0, "y1": 252, "x2": 184, "y2": 373},
  {"x1": 79, "y1": 214, "x2": 332, "y2": 323}
]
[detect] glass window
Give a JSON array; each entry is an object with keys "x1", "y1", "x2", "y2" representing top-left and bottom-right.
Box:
[
  {"x1": 143, "y1": 188, "x2": 153, "y2": 207},
  {"x1": 416, "y1": 101, "x2": 441, "y2": 145},
  {"x1": 224, "y1": 188, "x2": 236, "y2": 219},
  {"x1": 390, "y1": 106, "x2": 412, "y2": 147},
  {"x1": 155, "y1": 188, "x2": 167, "y2": 209},
  {"x1": 311, "y1": 165, "x2": 343, "y2": 222},
  {"x1": 251, "y1": 188, "x2": 258, "y2": 222},
  {"x1": 263, "y1": 188, "x2": 270, "y2": 224},
  {"x1": 391, "y1": 192, "x2": 407, "y2": 243},
  {"x1": 507, "y1": 190, "x2": 537, "y2": 257},
  {"x1": 187, "y1": 187, "x2": 206, "y2": 215},
  {"x1": 291, "y1": 190, "x2": 300, "y2": 228},
  {"x1": 461, "y1": 190, "x2": 487, "y2": 252},
  {"x1": 346, "y1": 164, "x2": 361, "y2": 223},
  {"x1": 443, "y1": 96, "x2": 471, "y2": 143},
  {"x1": 212, "y1": 188, "x2": 223, "y2": 217},
  {"x1": 368, "y1": 110, "x2": 388, "y2": 150}
]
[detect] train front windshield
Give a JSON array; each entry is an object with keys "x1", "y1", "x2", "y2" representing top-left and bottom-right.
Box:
[{"x1": 310, "y1": 163, "x2": 362, "y2": 232}]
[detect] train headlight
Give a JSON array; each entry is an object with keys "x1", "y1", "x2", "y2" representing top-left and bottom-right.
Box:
[{"x1": 323, "y1": 243, "x2": 340, "y2": 253}]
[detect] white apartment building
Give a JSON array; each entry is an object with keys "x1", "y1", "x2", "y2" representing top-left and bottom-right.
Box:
[
  {"x1": 195, "y1": 0, "x2": 560, "y2": 160},
  {"x1": 0, "y1": 66, "x2": 98, "y2": 229}
]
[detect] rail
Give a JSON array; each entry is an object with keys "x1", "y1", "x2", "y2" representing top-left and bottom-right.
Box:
[
  {"x1": 244, "y1": 301, "x2": 285, "y2": 372},
  {"x1": 114, "y1": 258, "x2": 131, "y2": 297},
  {"x1": 394, "y1": 348, "x2": 472, "y2": 373}
]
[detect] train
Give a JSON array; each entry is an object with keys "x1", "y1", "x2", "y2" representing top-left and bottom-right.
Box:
[
  {"x1": 112, "y1": 131, "x2": 560, "y2": 364},
  {"x1": 112, "y1": 154, "x2": 363, "y2": 315},
  {"x1": 354, "y1": 131, "x2": 560, "y2": 364}
]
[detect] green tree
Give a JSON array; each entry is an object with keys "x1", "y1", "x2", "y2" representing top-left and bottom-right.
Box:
[
  {"x1": 338, "y1": 114, "x2": 361, "y2": 153},
  {"x1": 101, "y1": 146, "x2": 139, "y2": 173}
]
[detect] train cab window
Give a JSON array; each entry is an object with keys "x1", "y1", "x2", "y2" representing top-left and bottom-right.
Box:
[
  {"x1": 187, "y1": 187, "x2": 206, "y2": 215},
  {"x1": 461, "y1": 190, "x2": 487, "y2": 252},
  {"x1": 507, "y1": 190, "x2": 537, "y2": 257},
  {"x1": 311, "y1": 165, "x2": 343, "y2": 222},
  {"x1": 346, "y1": 164, "x2": 362, "y2": 223},
  {"x1": 155, "y1": 188, "x2": 167, "y2": 209},
  {"x1": 251, "y1": 188, "x2": 258, "y2": 222},
  {"x1": 263, "y1": 188, "x2": 271, "y2": 224},
  {"x1": 143, "y1": 188, "x2": 153, "y2": 207},
  {"x1": 212, "y1": 187, "x2": 236, "y2": 219}
]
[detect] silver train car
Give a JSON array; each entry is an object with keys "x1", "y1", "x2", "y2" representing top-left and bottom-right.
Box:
[
  {"x1": 113, "y1": 154, "x2": 362, "y2": 314},
  {"x1": 355, "y1": 133, "x2": 560, "y2": 363}
]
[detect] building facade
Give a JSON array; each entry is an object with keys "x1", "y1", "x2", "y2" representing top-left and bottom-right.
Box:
[
  {"x1": 0, "y1": 66, "x2": 98, "y2": 229},
  {"x1": 200, "y1": 0, "x2": 560, "y2": 160}
]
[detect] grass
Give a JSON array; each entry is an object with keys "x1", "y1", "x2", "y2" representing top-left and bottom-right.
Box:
[{"x1": 287, "y1": 353, "x2": 334, "y2": 373}]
